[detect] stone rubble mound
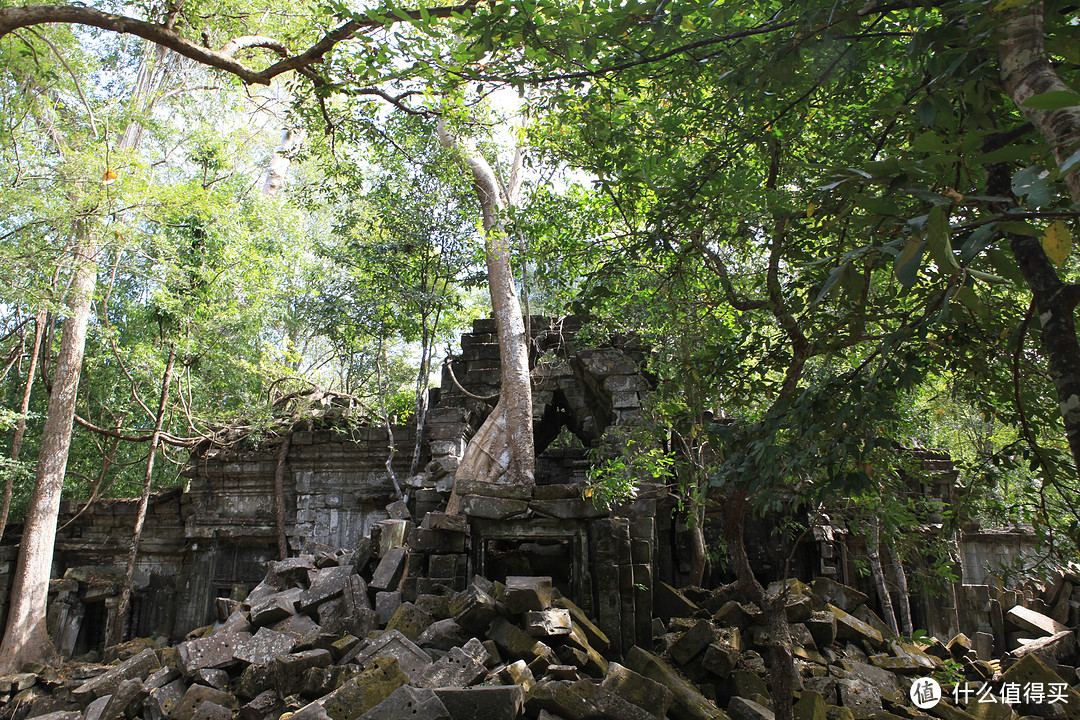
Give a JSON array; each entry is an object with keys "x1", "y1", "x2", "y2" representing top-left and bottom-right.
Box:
[{"x1": 2, "y1": 525, "x2": 1079, "y2": 720}]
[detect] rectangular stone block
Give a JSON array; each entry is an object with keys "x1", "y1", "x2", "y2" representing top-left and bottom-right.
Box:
[
  {"x1": 434, "y1": 686, "x2": 525, "y2": 720},
  {"x1": 369, "y1": 547, "x2": 409, "y2": 592}
]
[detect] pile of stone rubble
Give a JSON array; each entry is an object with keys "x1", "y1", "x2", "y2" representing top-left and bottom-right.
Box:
[{"x1": 2, "y1": 526, "x2": 1078, "y2": 720}]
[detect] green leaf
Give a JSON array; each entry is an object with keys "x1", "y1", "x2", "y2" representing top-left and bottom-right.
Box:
[
  {"x1": 925, "y1": 206, "x2": 959, "y2": 272},
  {"x1": 894, "y1": 238, "x2": 927, "y2": 288},
  {"x1": 954, "y1": 286, "x2": 987, "y2": 317},
  {"x1": 1020, "y1": 91, "x2": 1080, "y2": 111},
  {"x1": 812, "y1": 264, "x2": 847, "y2": 306},
  {"x1": 1043, "y1": 220, "x2": 1073, "y2": 266},
  {"x1": 1011, "y1": 166, "x2": 1053, "y2": 208}
]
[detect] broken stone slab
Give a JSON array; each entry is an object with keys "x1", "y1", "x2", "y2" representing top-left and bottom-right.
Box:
[
  {"x1": 669, "y1": 619, "x2": 718, "y2": 666},
  {"x1": 417, "y1": 646, "x2": 488, "y2": 689},
  {"x1": 369, "y1": 547, "x2": 409, "y2": 593},
  {"x1": 1005, "y1": 628, "x2": 1077, "y2": 668},
  {"x1": 806, "y1": 612, "x2": 837, "y2": 649},
  {"x1": 267, "y1": 554, "x2": 317, "y2": 585},
  {"x1": 527, "y1": 679, "x2": 662, "y2": 720},
  {"x1": 434, "y1": 685, "x2": 525, "y2": 720},
  {"x1": 656, "y1": 582, "x2": 702, "y2": 624},
  {"x1": 489, "y1": 617, "x2": 560, "y2": 667},
  {"x1": 713, "y1": 601, "x2": 757, "y2": 629},
  {"x1": 177, "y1": 631, "x2": 250, "y2": 677},
  {"x1": 811, "y1": 578, "x2": 868, "y2": 613},
  {"x1": 554, "y1": 596, "x2": 611, "y2": 652},
  {"x1": 729, "y1": 670, "x2": 769, "y2": 700},
  {"x1": 602, "y1": 661, "x2": 673, "y2": 719},
  {"x1": 826, "y1": 605, "x2": 883, "y2": 648},
  {"x1": 270, "y1": 611, "x2": 320, "y2": 637},
  {"x1": 233, "y1": 627, "x2": 297, "y2": 665},
  {"x1": 1005, "y1": 605, "x2": 1070, "y2": 637},
  {"x1": 357, "y1": 684, "x2": 452, "y2": 720},
  {"x1": 417, "y1": 618, "x2": 472, "y2": 651},
  {"x1": 189, "y1": 702, "x2": 233, "y2": 720},
  {"x1": 384, "y1": 601, "x2": 433, "y2": 642},
  {"x1": 145, "y1": 678, "x2": 188, "y2": 720},
  {"x1": 375, "y1": 590, "x2": 404, "y2": 626},
  {"x1": 0, "y1": 673, "x2": 37, "y2": 694},
  {"x1": 459, "y1": 494, "x2": 529, "y2": 519},
  {"x1": 837, "y1": 659, "x2": 899, "y2": 695},
  {"x1": 793, "y1": 690, "x2": 827, "y2": 720},
  {"x1": 99, "y1": 678, "x2": 148, "y2": 720},
  {"x1": 21, "y1": 713, "x2": 80, "y2": 720},
  {"x1": 173, "y1": 684, "x2": 238, "y2": 720},
  {"x1": 72, "y1": 648, "x2": 161, "y2": 703},
  {"x1": 624, "y1": 646, "x2": 728, "y2": 720},
  {"x1": 270, "y1": 649, "x2": 332, "y2": 697},
  {"x1": 729, "y1": 697, "x2": 776, "y2": 720},
  {"x1": 84, "y1": 695, "x2": 111, "y2": 720},
  {"x1": 239, "y1": 690, "x2": 284, "y2": 720},
  {"x1": 703, "y1": 641, "x2": 740, "y2": 679},
  {"x1": 311, "y1": 657, "x2": 408, "y2": 720},
  {"x1": 298, "y1": 565, "x2": 354, "y2": 611},
  {"x1": 525, "y1": 609, "x2": 573, "y2": 637},
  {"x1": 349, "y1": 629, "x2": 433, "y2": 684},
  {"x1": 250, "y1": 588, "x2": 302, "y2": 627},
  {"x1": 852, "y1": 605, "x2": 894, "y2": 640},
  {"x1": 505, "y1": 576, "x2": 554, "y2": 613},
  {"x1": 192, "y1": 668, "x2": 228, "y2": 691},
  {"x1": 498, "y1": 660, "x2": 537, "y2": 693},
  {"x1": 834, "y1": 678, "x2": 882, "y2": 720}
]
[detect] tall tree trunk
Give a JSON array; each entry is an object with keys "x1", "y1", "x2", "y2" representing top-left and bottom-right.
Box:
[
  {"x1": 885, "y1": 542, "x2": 913, "y2": 636},
  {"x1": 0, "y1": 235, "x2": 96, "y2": 674},
  {"x1": 275, "y1": 431, "x2": 292, "y2": 560},
  {"x1": 866, "y1": 519, "x2": 899, "y2": 635},
  {"x1": 722, "y1": 493, "x2": 796, "y2": 720},
  {"x1": 999, "y1": 2, "x2": 1080, "y2": 479},
  {"x1": 0, "y1": 308, "x2": 46, "y2": 545},
  {"x1": 113, "y1": 344, "x2": 175, "y2": 646},
  {"x1": 437, "y1": 119, "x2": 534, "y2": 509}
]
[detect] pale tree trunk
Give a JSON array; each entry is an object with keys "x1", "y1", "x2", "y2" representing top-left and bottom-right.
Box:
[
  {"x1": 866, "y1": 519, "x2": 899, "y2": 635},
  {"x1": 0, "y1": 308, "x2": 47, "y2": 545},
  {"x1": 999, "y1": 2, "x2": 1080, "y2": 479},
  {"x1": 261, "y1": 128, "x2": 300, "y2": 197},
  {"x1": 885, "y1": 542, "x2": 913, "y2": 636},
  {"x1": 112, "y1": 344, "x2": 175, "y2": 646},
  {"x1": 437, "y1": 119, "x2": 533, "y2": 509},
  {"x1": 0, "y1": 234, "x2": 96, "y2": 674},
  {"x1": 275, "y1": 431, "x2": 292, "y2": 559}
]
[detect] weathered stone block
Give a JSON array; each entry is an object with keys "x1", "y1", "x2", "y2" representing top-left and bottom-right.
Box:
[
  {"x1": 239, "y1": 690, "x2": 283, "y2": 720},
  {"x1": 417, "y1": 618, "x2": 471, "y2": 652},
  {"x1": 489, "y1": 617, "x2": 559, "y2": 666},
  {"x1": 188, "y1": 702, "x2": 233, "y2": 720},
  {"x1": 351, "y1": 630, "x2": 433, "y2": 684},
  {"x1": 298, "y1": 565, "x2": 353, "y2": 610},
  {"x1": 174, "y1": 684, "x2": 238, "y2": 720},
  {"x1": 250, "y1": 588, "x2": 301, "y2": 626},
  {"x1": 827, "y1": 605, "x2": 883, "y2": 648},
  {"x1": 384, "y1": 602, "x2": 433, "y2": 642},
  {"x1": 1006, "y1": 605, "x2": 1069, "y2": 637},
  {"x1": 669, "y1": 620, "x2": 717, "y2": 666},
  {"x1": 434, "y1": 686, "x2": 525, "y2": 720},
  {"x1": 625, "y1": 646, "x2": 727, "y2": 720},
  {"x1": 459, "y1": 494, "x2": 529, "y2": 519},
  {"x1": 233, "y1": 627, "x2": 297, "y2": 665},
  {"x1": 270, "y1": 649, "x2": 332, "y2": 696},
  {"x1": 555, "y1": 596, "x2": 610, "y2": 652},
  {"x1": 357, "y1": 685, "x2": 451, "y2": 720},
  {"x1": 602, "y1": 661, "x2": 673, "y2": 719},
  {"x1": 450, "y1": 583, "x2": 499, "y2": 634},
  {"x1": 835, "y1": 679, "x2": 882, "y2": 720},
  {"x1": 729, "y1": 697, "x2": 775, "y2": 720},
  {"x1": 702, "y1": 642, "x2": 739, "y2": 679},
  {"x1": 369, "y1": 547, "x2": 409, "y2": 592},
  {"x1": 498, "y1": 660, "x2": 536, "y2": 693},
  {"x1": 145, "y1": 678, "x2": 188, "y2": 720},
  {"x1": 99, "y1": 678, "x2": 148, "y2": 720},
  {"x1": 506, "y1": 576, "x2": 553, "y2": 613},
  {"x1": 525, "y1": 609, "x2": 573, "y2": 637},
  {"x1": 526, "y1": 679, "x2": 659, "y2": 720},
  {"x1": 73, "y1": 648, "x2": 161, "y2": 702},
  {"x1": 810, "y1": 579, "x2": 867, "y2": 613},
  {"x1": 417, "y1": 646, "x2": 487, "y2": 688},
  {"x1": 806, "y1": 612, "x2": 837, "y2": 649}
]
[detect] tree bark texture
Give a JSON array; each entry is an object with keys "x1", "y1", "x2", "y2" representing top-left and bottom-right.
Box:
[
  {"x1": 114, "y1": 344, "x2": 176, "y2": 645},
  {"x1": 885, "y1": 543, "x2": 913, "y2": 636},
  {"x1": 722, "y1": 494, "x2": 796, "y2": 720},
  {"x1": 0, "y1": 238, "x2": 96, "y2": 674},
  {"x1": 866, "y1": 519, "x2": 899, "y2": 635},
  {"x1": 275, "y1": 431, "x2": 293, "y2": 560},
  {"x1": 437, "y1": 120, "x2": 534, "y2": 507},
  {"x1": 999, "y1": 2, "x2": 1080, "y2": 479},
  {"x1": 999, "y1": 2, "x2": 1080, "y2": 201}
]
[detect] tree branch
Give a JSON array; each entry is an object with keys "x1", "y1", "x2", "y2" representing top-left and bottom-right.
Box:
[{"x1": 0, "y1": 3, "x2": 476, "y2": 85}]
